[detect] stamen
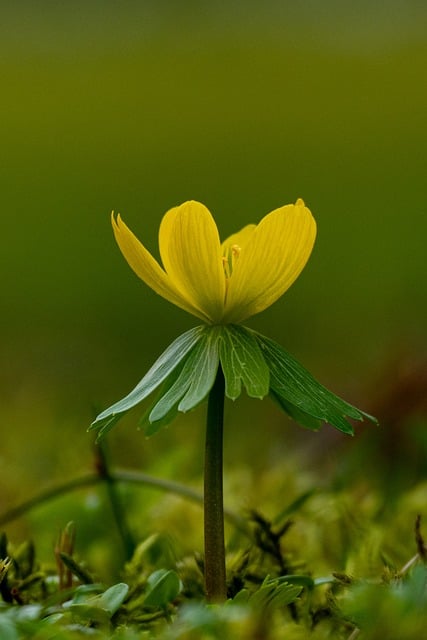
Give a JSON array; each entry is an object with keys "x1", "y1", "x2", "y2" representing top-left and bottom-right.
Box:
[
  {"x1": 222, "y1": 244, "x2": 241, "y2": 280},
  {"x1": 222, "y1": 256, "x2": 230, "y2": 279},
  {"x1": 222, "y1": 243, "x2": 242, "y2": 305},
  {"x1": 231, "y1": 244, "x2": 241, "y2": 258}
]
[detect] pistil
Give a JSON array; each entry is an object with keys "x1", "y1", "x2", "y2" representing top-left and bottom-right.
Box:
[{"x1": 222, "y1": 244, "x2": 241, "y2": 279}]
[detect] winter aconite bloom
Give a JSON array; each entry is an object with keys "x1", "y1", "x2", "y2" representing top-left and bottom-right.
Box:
[
  {"x1": 111, "y1": 199, "x2": 316, "y2": 325},
  {"x1": 91, "y1": 199, "x2": 375, "y2": 441},
  {"x1": 91, "y1": 198, "x2": 377, "y2": 606}
]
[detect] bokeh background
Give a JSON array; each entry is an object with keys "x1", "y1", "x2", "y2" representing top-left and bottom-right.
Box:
[{"x1": 1, "y1": 1, "x2": 426, "y2": 576}]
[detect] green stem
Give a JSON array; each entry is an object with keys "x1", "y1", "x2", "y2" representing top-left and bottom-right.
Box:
[
  {"x1": 0, "y1": 468, "x2": 249, "y2": 535},
  {"x1": 96, "y1": 443, "x2": 135, "y2": 560},
  {"x1": 204, "y1": 366, "x2": 227, "y2": 602}
]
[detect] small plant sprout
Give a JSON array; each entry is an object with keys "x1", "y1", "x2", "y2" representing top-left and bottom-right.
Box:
[{"x1": 90, "y1": 199, "x2": 377, "y2": 602}]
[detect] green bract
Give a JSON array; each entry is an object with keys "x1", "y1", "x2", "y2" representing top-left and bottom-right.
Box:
[{"x1": 89, "y1": 325, "x2": 376, "y2": 442}]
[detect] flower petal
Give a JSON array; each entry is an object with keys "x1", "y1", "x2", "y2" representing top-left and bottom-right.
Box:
[
  {"x1": 112, "y1": 213, "x2": 206, "y2": 320},
  {"x1": 221, "y1": 224, "x2": 256, "y2": 263},
  {"x1": 159, "y1": 201, "x2": 226, "y2": 324},
  {"x1": 223, "y1": 199, "x2": 316, "y2": 323}
]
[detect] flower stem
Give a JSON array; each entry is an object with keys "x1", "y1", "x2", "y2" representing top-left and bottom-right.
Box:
[{"x1": 204, "y1": 365, "x2": 227, "y2": 602}]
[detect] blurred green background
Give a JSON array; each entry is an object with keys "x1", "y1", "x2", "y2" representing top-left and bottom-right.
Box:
[{"x1": 1, "y1": 1, "x2": 426, "y2": 571}]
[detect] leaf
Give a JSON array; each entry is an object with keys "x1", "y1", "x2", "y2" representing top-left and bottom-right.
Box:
[
  {"x1": 274, "y1": 574, "x2": 315, "y2": 589},
  {"x1": 70, "y1": 584, "x2": 105, "y2": 603},
  {"x1": 142, "y1": 402, "x2": 180, "y2": 437},
  {"x1": 253, "y1": 330, "x2": 377, "y2": 434},
  {"x1": 89, "y1": 414, "x2": 123, "y2": 441},
  {"x1": 59, "y1": 552, "x2": 94, "y2": 584},
  {"x1": 230, "y1": 588, "x2": 250, "y2": 604},
  {"x1": 69, "y1": 583, "x2": 129, "y2": 623},
  {"x1": 249, "y1": 576, "x2": 302, "y2": 609},
  {"x1": 270, "y1": 391, "x2": 323, "y2": 431},
  {"x1": 97, "y1": 582, "x2": 129, "y2": 615},
  {"x1": 68, "y1": 603, "x2": 111, "y2": 625},
  {"x1": 89, "y1": 326, "x2": 204, "y2": 440},
  {"x1": 143, "y1": 569, "x2": 181, "y2": 608},
  {"x1": 178, "y1": 327, "x2": 221, "y2": 412},
  {"x1": 139, "y1": 357, "x2": 189, "y2": 435},
  {"x1": 148, "y1": 327, "x2": 220, "y2": 421},
  {"x1": 0, "y1": 618, "x2": 19, "y2": 640},
  {"x1": 219, "y1": 325, "x2": 270, "y2": 400}
]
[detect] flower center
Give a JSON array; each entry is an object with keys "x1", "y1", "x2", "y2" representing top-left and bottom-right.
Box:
[{"x1": 222, "y1": 244, "x2": 241, "y2": 279}]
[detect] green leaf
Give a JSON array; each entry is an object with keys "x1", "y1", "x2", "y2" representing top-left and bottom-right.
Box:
[
  {"x1": 219, "y1": 325, "x2": 270, "y2": 400},
  {"x1": 70, "y1": 584, "x2": 105, "y2": 603},
  {"x1": 89, "y1": 326, "x2": 204, "y2": 440},
  {"x1": 139, "y1": 357, "x2": 188, "y2": 435},
  {"x1": 178, "y1": 327, "x2": 221, "y2": 412},
  {"x1": 148, "y1": 327, "x2": 220, "y2": 421},
  {"x1": 274, "y1": 574, "x2": 315, "y2": 589},
  {"x1": 69, "y1": 583, "x2": 129, "y2": 623},
  {"x1": 143, "y1": 569, "x2": 181, "y2": 608},
  {"x1": 253, "y1": 330, "x2": 377, "y2": 434},
  {"x1": 89, "y1": 414, "x2": 123, "y2": 441},
  {"x1": 142, "y1": 401, "x2": 180, "y2": 437},
  {"x1": 68, "y1": 603, "x2": 111, "y2": 625},
  {"x1": 59, "y1": 552, "x2": 94, "y2": 584},
  {"x1": 97, "y1": 582, "x2": 129, "y2": 615},
  {"x1": 0, "y1": 618, "x2": 19, "y2": 640},
  {"x1": 270, "y1": 391, "x2": 323, "y2": 431},
  {"x1": 249, "y1": 576, "x2": 302, "y2": 609},
  {"x1": 230, "y1": 588, "x2": 250, "y2": 604}
]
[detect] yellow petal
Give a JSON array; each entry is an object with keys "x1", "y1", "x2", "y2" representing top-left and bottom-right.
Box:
[
  {"x1": 111, "y1": 213, "x2": 207, "y2": 320},
  {"x1": 159, "y1": 201, "x2": 226, "y2": 324},
  {"x1": 221, "y1": 224, "x2": 257, "y2": 256},
  {"x1": 223, "y1": 199, "x2": 316, "y2": 323},
  {"x1": 221, "y1": 224, "x2": 256, "y2": 276}
]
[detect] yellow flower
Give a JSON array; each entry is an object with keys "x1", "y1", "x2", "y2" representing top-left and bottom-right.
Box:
[{"x1": 112, "y1": 199, "x2": 316, "y2": 325}]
